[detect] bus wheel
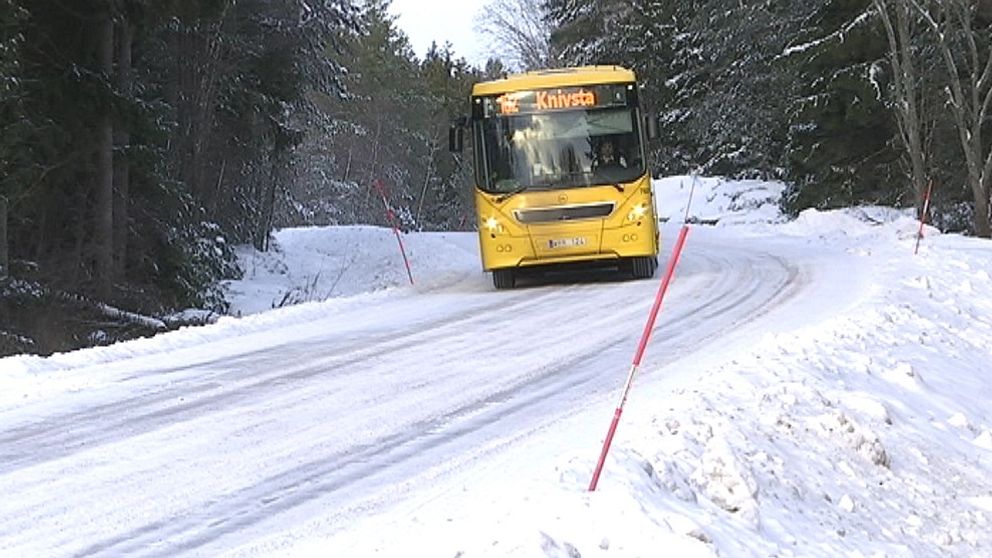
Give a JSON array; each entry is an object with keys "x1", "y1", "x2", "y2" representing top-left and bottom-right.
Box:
[
  {"x1": 630, "y1": 256, "x2": 657, "y2": 279},
  {"x1": 492, "y1": 269, "x2": 516, "y2": 289}
]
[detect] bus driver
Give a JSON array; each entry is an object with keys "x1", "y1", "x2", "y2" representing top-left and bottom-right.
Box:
[{"x1": 594, "y1": 140, "x2": 626, "y2": 173}]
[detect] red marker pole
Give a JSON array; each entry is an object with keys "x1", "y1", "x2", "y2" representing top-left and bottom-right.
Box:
[
  {"x1": 914, "y1": 180, "x2": 934, "y2": 256},
  {"x1": 588, "y1": 179, "x2": 696, "y2": 492},
  {"x1": 373, "y1": 179, "x2": 415, "y2": 285}
]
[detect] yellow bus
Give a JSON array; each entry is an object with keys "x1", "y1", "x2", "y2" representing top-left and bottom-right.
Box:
[{"x1": 450, "y1": 66, "x2": 660, "y2": 289}]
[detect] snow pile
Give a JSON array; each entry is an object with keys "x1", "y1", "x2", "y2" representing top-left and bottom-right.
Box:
[
  {"x1": 224, "y1": 225, "x2": 480, "y2": 316},
  {"x1": 654, "y1": 175, "x2": 786, "y2": 225},
  {"x1": 777, "y1": 205, "x2": 935, "y2": 244}
]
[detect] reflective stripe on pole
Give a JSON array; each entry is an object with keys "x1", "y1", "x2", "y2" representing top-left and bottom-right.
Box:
[
  {"x1": 587, "y1": 177, "x2": 698, "y2": 491},
  {"x1": 588, "y1": 177, "x2": 697, "y2": 491},
  {"x1": 373, "y1": 179, "x2": 414, "y2": 285},
  {"x1": 588, "y1": 223, "x2": 691, "y2": 492},
  {"x1": 914, "y1": 179, "x2": 934, "y2": 256}
]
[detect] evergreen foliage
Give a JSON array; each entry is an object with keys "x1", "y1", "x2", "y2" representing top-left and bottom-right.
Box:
[
  {"x1": 309, "y1": 0, "x2": 479, "y2": 232},
  {"x1": 782, "y1": 0, "x2": 904, "y2": 213}
]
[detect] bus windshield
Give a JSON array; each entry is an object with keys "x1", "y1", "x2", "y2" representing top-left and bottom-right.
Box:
[{"x1": 475, "y1": 106, "x2": 645, "y2": 194}]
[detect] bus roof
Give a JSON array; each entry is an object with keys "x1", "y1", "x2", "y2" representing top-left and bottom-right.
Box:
[{"x1": 472, "y1": 65, "x2": 636, "y2": 97}]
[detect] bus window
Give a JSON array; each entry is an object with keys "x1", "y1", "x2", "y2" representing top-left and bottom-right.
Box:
[{"x1": 476, "y1": 106, "x2": 644, "y2": 193}]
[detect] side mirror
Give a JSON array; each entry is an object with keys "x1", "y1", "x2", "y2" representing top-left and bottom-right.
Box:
[
  {"x1": 449, "y1": 116, "x2": 468, "y2": 152},
  {"x1": 644, "y1": 112, "x2": 659, "y2": 140},
  {"x1": 449, "y1": 125, "x2": 464, "y2": 152}
]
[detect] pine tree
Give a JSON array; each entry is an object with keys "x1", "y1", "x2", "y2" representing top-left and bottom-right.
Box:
[
  {"x1": 0, "y1": 0, "x2": 361, "y2": 353},
  {"x1": 0, "y1": 0, "x2": 26, "y2": 278},
  {"x1": 317, "y1": 0, "x2": 430, "y2": 228},
  {"x1": 782, "y1": 0, "x2": 903, "y2": 213},
  {"x1": 417, "y1": 44, "x2": 479, "y2": 229},
  {"x1": 544, "y1": 0, "x2": 605, "y2": 64}
]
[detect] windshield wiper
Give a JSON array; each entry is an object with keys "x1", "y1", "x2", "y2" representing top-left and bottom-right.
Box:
[{"x1": 495, "y1": 184, "x2": 530, "y2": 203}]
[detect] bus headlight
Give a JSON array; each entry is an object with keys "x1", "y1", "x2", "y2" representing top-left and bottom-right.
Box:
[
  {"x1": 627, "y1": 203, "x2": 648, "y2": 222},
  {"x1": 484, "y1": 216, "x2": 504, "y2": 234}
]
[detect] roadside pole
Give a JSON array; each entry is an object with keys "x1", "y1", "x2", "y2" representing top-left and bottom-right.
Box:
[
  {"x1": 372, "y1": 179, "x2": 414, "y2": 285},
  {"x1": 588, "y1": 178, "x2": 697, "y2": 491},
  {"x1": 914, "y1": 180, "x2": 934, "y2": 256}
]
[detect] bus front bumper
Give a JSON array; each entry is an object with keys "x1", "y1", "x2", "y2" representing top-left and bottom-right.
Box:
[{"x1": 479, "y1": 222, "x2": 658, "y2": 271}]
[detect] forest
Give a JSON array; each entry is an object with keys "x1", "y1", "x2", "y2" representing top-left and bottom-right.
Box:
[{"x1": 1, "y1": 0, "x2": 990, "y2": 356}]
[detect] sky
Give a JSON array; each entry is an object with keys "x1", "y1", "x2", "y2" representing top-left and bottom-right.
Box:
[
  {"x1": 2, "y1": 177, "x2": 992, "y2": 556},
  {"x1": 388, "y1": 0, "x2": 489, "y2": 65}
]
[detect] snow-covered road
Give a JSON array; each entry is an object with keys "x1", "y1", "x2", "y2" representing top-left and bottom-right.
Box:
[{"x1": 0, "y1": 225, "x2": 867, "y2": 557}]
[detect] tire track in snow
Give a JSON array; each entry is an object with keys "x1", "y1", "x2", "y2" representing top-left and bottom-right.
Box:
[{"x1": 0, "y1": 287, "x2": 571, "y2": 475}]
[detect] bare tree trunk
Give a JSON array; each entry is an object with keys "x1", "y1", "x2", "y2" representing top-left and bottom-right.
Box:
[
  {"x1": 256, "y1": 158, "x2": 280, "y2": 252},
  {"x1": 343, "y1": 148, "x2": 352, "y2": 182},
  {"x1": 977, "y1": 195, "x2": 991, "y2": 237},
  {"x1": 172, "y1": 17, "x2": 227, "y2": 206},
  {"x1": 415, "y1": 131, "x2": 440, "y2": 225},
  {"x1": 369, "y1": 117, "x2": 383, "y2": 182},
  {"x1": 95, "y1": 12, "x2": 115, "y2": 298},
  {"x1": 113, "y1": 17, "x2": 134, "y2": 278},
  {"x1": 71, "y1": 185, "x2": 87, "y2": 286},
  {"x1": 211, "y1": 158, "x2": 226, "y2": 215},
  {"x1": 364, "y1": 117, "x2": 383, "y2": 222},
  {"x1": 192, "y1": 24, "x2": 224, "y2": 205},
  {"x1": 0, "y1": 196, "x2": 8, "y2": 280},
  {"x1": 874, "y1": 0, "x2": 929, "y2": 215}
]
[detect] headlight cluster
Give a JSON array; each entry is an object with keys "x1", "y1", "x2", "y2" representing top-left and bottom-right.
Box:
[
  {"x1": 627, "y1": 203, "x2": 648, "y2": 223},
  {"x1": 484, "y1": 216, "x2": 504, "y2": 235}
]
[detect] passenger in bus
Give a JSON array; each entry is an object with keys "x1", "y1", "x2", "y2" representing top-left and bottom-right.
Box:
[{"x1": 594, "y1": 140, "x2": 626, "y2": 173}]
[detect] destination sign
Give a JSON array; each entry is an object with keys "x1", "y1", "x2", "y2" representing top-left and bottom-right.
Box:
[{"x1": 480, "y1": 84, "x2": 632, "y2": 117}]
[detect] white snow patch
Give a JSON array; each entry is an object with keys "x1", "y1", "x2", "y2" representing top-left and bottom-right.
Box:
[
  {"x1": 973, "y1": 430, "x2": 992, "y2": 451},
  {"x1": 965, "y1": 496, "x2": 992, "y2": 512}
]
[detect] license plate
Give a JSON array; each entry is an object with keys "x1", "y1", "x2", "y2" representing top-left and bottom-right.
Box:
[{"x1": 548, "y1": 237, "x2": 586, "y2": 249}]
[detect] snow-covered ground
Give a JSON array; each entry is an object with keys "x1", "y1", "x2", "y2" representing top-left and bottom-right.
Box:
[{"x1": 1, "y1": 177, "x2": 991, "y2": 557}]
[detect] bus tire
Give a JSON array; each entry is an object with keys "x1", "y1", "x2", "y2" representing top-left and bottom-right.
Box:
[
  {"x1": 630, "y1": 256, "x2": 657, "y2": 279},
  {"x1": 492, "y1": 268, "x2": 516, "y2": 289}
]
